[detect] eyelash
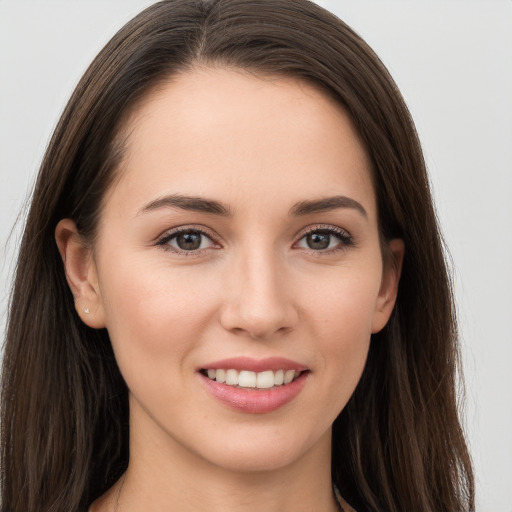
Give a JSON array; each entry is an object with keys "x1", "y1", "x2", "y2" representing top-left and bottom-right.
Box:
[
  {"x1": 156, "y1": 224, "x2": 354, "y2": 256},
  {"x1": 156, "y1": 226, "x2": 220, "y2": 256},
  {"x1": 296, "y1": 224, "x2": 354, "y2": 255}
]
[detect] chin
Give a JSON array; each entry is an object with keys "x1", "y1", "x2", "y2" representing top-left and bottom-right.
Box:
[
  {"x1": 187, "y1": 424, "x2": 331, "y2": 475},
  {"x1": 204, "y1": 445, "x2": 306, "y2": 474}
]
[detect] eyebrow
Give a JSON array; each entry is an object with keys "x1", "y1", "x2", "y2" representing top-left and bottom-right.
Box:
[
  {"x1": 138, "y1": 193, "x2": 367, "y2": 219},
  {"x1": 289, "y1": 195, "x2": 368, "y2": 218},
  {"x1": 138, "y1": 194, "x2": 232, "y2": 216}
]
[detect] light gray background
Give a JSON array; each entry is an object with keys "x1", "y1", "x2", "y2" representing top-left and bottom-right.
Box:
[{"x1": 1, "y1": 1, "x2": 511, "y2": 510}]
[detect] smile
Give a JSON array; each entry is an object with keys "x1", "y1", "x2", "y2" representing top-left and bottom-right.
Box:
[
  {"x1": 198, "y1": 357, "x2": 310, "y2": 414},
  {"x1": 203, "y1": 368, "x2": 302, "y2": 389}
]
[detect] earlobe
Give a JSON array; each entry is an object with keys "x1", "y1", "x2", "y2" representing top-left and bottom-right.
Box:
[
  {"x1": 371, "y1": 238, "x2": 404, "y2": 334},
  {"x1": 55, "y1": 219, "x2": 106, "y2": 329}
]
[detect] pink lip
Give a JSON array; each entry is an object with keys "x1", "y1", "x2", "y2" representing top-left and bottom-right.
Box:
[
  {"x1": 199, "y1": 371, "x2": 309, "y2": 414},
  {"x1": 200, "y1": 356, "x2": 308, "y2": 373}
]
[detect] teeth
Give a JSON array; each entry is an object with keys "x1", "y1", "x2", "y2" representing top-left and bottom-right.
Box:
[
  {"x1": 256, "y1": 370, "x2": 274, "y2": 389},
  {"x1": 238, "y1": 370, "x2": 256, "y2": 388},
  {"x1": 283, "y1": 369, "x2": 295, "y2": 384},
  {"x1": 205, "y1": 369, "x2": 302, "y2": 389},
  {"x1": 225, "y1": 369, "x2": 239, "y2": 386}
]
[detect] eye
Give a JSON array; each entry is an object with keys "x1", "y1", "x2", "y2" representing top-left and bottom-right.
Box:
[
  {"x1": 157, "y1": 228, "x2": 218, "y2": 254},
  {"x1": 295, "y1": 226, "x2": 353, "y2": 252}
]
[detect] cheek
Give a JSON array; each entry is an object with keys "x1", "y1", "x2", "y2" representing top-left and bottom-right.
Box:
[
  {"x1": 303, "y1": 266, "x2": 381, "y2": 389},
  {"x1": 97, "y1": 255, "x2": 219, "y2": 380},
  {"x1": 306, "y1": 263, "x2": 382, "y2": 337}
]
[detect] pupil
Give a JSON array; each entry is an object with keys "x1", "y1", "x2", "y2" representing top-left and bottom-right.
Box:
[
  {"x1": 307, "y1": 232, "x2": 330, "y2": 250},
  {"x1": 177, "y1": 232, "x2": 201, "y2": 250}
]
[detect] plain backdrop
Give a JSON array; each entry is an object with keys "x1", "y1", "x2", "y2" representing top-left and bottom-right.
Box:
[{"x1": 0, "y1": 1, "x2": 511, "y2": 510}]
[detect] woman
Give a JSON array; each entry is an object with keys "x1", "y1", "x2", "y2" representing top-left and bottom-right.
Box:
[{"x1": 1, "y1": 1, "x2": 474, "y2": 511}]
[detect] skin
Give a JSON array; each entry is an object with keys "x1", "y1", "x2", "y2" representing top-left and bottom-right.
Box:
[{"x1": 57, "y1": 67, "x2": 403, "y2": 512}]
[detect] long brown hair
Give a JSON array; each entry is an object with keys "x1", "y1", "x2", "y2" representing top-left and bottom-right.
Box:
[{"x1": 1, "y1": 1, "x2": 474, "y2": 511}]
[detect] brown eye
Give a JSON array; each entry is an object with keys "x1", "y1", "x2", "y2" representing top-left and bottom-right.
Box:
[
  {"x1": 306, "y1": 232, "x2": 330, "y2": 250},
  {"x1": 175, "y1": 232, "x2": 202, "y2": 250},
  {"x1": 295, "y1": 227, "x2": 353, "y2": 252},
  {"x1": 160, "y1": 229, "x2": 216, "y2": 253}
]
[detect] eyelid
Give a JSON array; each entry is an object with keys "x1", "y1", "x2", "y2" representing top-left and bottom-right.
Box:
[
  {"x1": 293, "y1": 224, "x2": 354, "y2": 253},
  {"x1": 154, "y1": 223, "x2": 354, "y2": 256},
  {"x1": 296, "y1": 222, "x2": 350, "y2": 235},
  {"x1": 155, "y1": 224, "x2": 222, "y2": 254}
]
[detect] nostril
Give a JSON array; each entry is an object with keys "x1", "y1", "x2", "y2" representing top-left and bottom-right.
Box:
[{"x1": 219, "y1": 306, "x2": 298, "y2": 340}]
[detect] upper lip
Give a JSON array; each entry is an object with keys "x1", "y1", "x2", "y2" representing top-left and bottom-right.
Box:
[{"x1": 200, "y1": 357, "x2": 308, "y2": 373}]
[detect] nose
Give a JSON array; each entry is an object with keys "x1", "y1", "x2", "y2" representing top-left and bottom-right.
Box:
[{"x1": 219, "y1": 248, "x2": 299, "y2": 340}]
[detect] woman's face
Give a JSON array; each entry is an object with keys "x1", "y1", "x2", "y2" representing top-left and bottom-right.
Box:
[{"x1": 66, "y1": 67, "x2": 401, "y2": 473}]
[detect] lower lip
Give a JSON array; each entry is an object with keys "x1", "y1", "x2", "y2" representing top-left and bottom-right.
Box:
[{"x1": 199, "y1": 372, "x2": 309, "y2": 414}]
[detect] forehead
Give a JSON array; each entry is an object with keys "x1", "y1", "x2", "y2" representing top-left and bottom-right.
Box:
[{"x1": 111, "y1": 66, "x2": 376, "y2": 220}]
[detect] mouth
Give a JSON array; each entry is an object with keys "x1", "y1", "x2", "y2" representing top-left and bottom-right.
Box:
[
  {"x1": 199, "y1": 368, "x2": 306, "y2": 389},
  {"x1": 198, "y1": 357, "x2": 310, "y2": 414}
]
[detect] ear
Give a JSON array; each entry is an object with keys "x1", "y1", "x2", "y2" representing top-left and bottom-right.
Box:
[
  {"x1": 55, "y1": 219, "x2": 106, "y2": 329},
  {"x1": 371, "y1": 238, "x2": 404, "y2": 334}
]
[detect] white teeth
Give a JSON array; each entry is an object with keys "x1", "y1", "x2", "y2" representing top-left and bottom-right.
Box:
[
  {"x1": 256, "y1": 370, "x2": 275, "y2": 389},
  {"x1": 225, "y1": 369, "x2": 239, "y2": 386},
  {"x1": 238, "y1": 370, "x2": 256, "y2": 388},
  {"x1": 205, "y1": 368, "x2": 303, "y2": 389},
  {"x1": 283, "y1": 369, "x2": 296, "y2": 384}
]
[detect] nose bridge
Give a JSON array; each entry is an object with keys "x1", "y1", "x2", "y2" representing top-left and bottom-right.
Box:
[{"x1": 220, "y1": 239, "x2": 297, "y2": 338}]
